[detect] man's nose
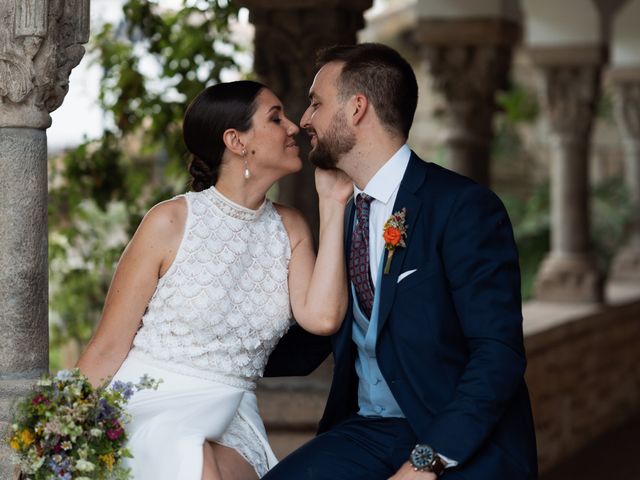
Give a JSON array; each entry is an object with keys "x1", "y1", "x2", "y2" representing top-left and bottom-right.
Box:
[{"x1": 300, "y1": 106, "x2": 311, "y2": 129}]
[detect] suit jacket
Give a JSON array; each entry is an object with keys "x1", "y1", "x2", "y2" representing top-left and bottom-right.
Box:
[{"x1": 265, "y1": 153, "x2": 538, "y2": 479}]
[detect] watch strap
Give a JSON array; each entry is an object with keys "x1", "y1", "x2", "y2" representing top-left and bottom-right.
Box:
[{"x1": 430, "y1": 455, "x2": 446, "y2": 476}]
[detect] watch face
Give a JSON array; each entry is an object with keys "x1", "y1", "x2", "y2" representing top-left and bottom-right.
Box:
[{"x1": 411, "y1": 444, "x2": 435, "y2": 470}]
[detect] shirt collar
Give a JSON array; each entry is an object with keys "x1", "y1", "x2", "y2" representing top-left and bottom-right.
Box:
[{"x1": 353, "y1": 144, "x2": 411, "y2": 205}]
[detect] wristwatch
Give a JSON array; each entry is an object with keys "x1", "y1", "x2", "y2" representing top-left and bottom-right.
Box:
[{"x1": 409, "y1": 444, "x2": 446, "y2": 476}]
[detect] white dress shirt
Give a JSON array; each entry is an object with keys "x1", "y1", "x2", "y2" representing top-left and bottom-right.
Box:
[{"x1": 353, "y1": 144, "x2": 411, "y2": 281}]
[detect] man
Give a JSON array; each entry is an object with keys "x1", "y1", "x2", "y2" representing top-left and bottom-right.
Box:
[{"x1": 263, "y1": 43, "x2": 537, "y2": 479}]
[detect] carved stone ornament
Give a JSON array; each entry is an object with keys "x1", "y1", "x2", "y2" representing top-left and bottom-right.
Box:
[
  {"x1": 537, "y1": 64, "x2": 601, "y2": 139},
  {"x1": 0, "y1": 0, "x2": 90, "y2": 129},
  {"x1": 612, "y1": 79, "x2": 640, "y2": 139},
  {"x1": 424, "y1": 44, "x2": 512, "y2": 138},
  {"x1": 421, "y1": 43, "x2": 513, "y2": 184}
]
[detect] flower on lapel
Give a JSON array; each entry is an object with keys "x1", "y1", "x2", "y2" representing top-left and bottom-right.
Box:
[{"x1": 382, "y1": 207, "x2": 408, "y2": 274}]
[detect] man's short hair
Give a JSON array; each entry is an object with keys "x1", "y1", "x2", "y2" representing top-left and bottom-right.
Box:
[{"x1": 316, "y1": 43, "x2": 418, "y2": 139}]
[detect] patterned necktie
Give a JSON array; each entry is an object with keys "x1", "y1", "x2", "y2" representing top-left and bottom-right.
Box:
[{"x1": 349, "y1": 193, "x2": 375, "y2": 318}]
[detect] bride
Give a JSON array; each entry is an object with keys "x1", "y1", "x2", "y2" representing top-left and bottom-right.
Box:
[{"x1": 76, "y1": 80, "x2": 352, "y2": 479}]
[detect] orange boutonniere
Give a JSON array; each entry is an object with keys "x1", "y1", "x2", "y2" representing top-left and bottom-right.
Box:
[{"x1": 382, "y1": 208, "x2": 408, "y2": 274}]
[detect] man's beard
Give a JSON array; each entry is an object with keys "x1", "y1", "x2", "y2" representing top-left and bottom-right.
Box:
[{"x1": 309, "y1": 109, "x2": 356, "y2": 169}]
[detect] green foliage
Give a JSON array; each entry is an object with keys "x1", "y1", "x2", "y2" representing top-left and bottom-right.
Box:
[
  {"x1": 49, "y1": 0, "x2": 243, "y2": 357},
  {"x1": 591, "y1": 176, "x2": 631, "y2": 269},
  {"x1": 496, "y1": 85, "x2": 539, "y2": 124},
  {"x1": 501, "y1": 185, "x2": 551, "y2": 300}
]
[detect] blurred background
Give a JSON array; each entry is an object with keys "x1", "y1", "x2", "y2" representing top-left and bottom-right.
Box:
[{"x1": 40, "y1": 0, "x2": 640, "y2": 478}]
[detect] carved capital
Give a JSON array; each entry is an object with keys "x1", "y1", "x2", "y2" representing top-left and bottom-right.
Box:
[
  {"x1": 420, "y1": 43, "x2": 513, "y2": 184},
  {"x1": 529, "y1": 47, "x2": 605, "y2": 140},
  {"x1": 536, "y1": 64, "x2": 601, "y2": 139},
  {"x1": 424, "y1": 44, "x2": 512, "y2": 131},
  {"x1": 611, "y1": 78, "x2": 640, "y2": 139},
  {"x1": 0, "y1": 0, "x2": 90, "y2": 129}
]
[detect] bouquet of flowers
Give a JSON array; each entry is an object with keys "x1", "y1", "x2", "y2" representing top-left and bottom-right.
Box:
[{"x1": 8, "y1": 369, "x2": 160, "y2": 480}]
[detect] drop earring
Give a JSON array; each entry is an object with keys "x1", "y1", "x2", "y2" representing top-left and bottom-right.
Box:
[{"x1": 242, "y1": 148, "x2": 250, "y2": 179}]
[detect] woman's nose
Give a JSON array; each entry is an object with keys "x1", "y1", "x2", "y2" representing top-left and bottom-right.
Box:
[{"x1": 287, "y1": 118, "x2": 300, "y2": 136}]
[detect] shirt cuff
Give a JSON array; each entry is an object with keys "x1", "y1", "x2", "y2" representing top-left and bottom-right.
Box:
[{"x1": 438, "y1": 453, "x2": 458, "y2": 468}]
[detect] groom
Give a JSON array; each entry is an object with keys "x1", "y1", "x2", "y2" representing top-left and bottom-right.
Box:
[{"x1": 263, "y1": 43, "x2": 537, "y2": 479}]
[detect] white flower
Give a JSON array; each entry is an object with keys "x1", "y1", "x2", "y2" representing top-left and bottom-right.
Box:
[
  {"x1": 56, "y1": 370, "x2": 74, "y2": 381},
  {"x1": 90, "y1": 428, "x2": 103, "y2": 437},
  {"x1": 75, "y1": 459, "x2": 95, "y2": 472}
]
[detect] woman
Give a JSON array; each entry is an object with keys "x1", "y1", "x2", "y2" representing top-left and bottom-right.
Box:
[{"x1": 76, "y1": 80, "x2": 352, "y2": 479}]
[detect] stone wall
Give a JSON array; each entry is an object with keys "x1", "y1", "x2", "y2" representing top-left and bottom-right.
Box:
[{"x1": 524, "y1": 284, "x2": 640, "y2": 473}]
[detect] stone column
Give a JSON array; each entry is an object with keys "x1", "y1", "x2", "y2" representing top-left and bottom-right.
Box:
[
  {"x1": 0, "y1": 0, "x2": 89, "y2": 475},
  {"x1": 531, "y1": 48, "x2": 605, "y2": 303},
  {"x1": 236, "y1": 0, "x2": 373, "y2": 242},
  {"x1": 610, "y1": 71, "x2": 640, "y2": 280},
  {"x1": 415, "y1": 20, "x2": 520, "y2": 185}
]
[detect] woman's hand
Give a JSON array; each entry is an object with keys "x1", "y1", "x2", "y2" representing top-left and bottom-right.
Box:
[{"x1": 315, "y1": 168, "x2": 353, "y2": 205}]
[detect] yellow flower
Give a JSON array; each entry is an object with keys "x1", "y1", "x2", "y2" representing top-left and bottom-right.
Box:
[
  {"x1": 9, "y1": 437, "x2": 21, "y2": 451},
  {"x1": 19, "y1": 429, "x2": 35, "y2": 447},
  {"x1": 99, "y1": 453, "x2": 115, "y2": 471}
]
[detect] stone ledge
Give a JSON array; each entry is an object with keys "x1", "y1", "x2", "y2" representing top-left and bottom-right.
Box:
[{"x1": 524, "y1": 280, "x2": 640, "y2": 473}]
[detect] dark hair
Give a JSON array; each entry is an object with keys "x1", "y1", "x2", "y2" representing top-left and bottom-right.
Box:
[
  {"x1": 183, "y1": 80, "x2": 265, "y2": 191},
  {"x1": 316, "y1": 43, "x2": 418, "y2": 139}
]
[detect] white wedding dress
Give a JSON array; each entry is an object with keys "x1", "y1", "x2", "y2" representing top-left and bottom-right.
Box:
[{"x1": 110, "y1": 185, "x2": 293, "y2": 479}]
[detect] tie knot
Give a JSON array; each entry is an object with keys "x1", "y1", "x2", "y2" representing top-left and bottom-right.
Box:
[{"x1": 356, "y1": 193, "x2": 373, "y2": 209}]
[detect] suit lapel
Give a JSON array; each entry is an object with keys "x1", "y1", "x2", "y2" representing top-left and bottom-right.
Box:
[{"x1": 377, "y1": 153, "x2": 426, "y2": 335}]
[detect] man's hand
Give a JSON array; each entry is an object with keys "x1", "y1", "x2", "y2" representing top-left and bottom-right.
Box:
[
  {"x1": 315, "y1": 168, "x2": 353, "y2": 205},
  {"x1": 388, "y1": 461, "x2": 437, "y2": 480}
]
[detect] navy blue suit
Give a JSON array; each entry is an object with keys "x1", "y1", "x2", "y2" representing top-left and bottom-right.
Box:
[{"x1": 264, "y1": 154, "x2": 538, "y2": 479}]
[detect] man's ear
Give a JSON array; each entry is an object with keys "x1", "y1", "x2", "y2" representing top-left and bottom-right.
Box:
[
  {"x1": 350, "y1": 93, "x2": 368, "y2": 126},
  {"x1": 222, "y1": 129, "x2": 246, "y2": 156}
]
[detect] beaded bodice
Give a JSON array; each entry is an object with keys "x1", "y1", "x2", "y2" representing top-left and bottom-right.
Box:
[{"x1": 130, "y1": 186, "x2": 292, "y2": 390}]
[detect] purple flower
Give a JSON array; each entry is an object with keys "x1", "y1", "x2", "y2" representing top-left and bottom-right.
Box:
[
  {"x1": 97, "y1": 398, "x2": 115, "y2": 421},
  {"x1": 48, "y1": 456, "x2": 71, "y2": 479},
  {"x1": 111, "y1": 380, "x2": 135, "y2": 400}
]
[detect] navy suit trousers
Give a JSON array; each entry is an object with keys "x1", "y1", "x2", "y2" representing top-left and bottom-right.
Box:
[{"x1": 262, "y1": 415, "x2": 418, "y2": 480}]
